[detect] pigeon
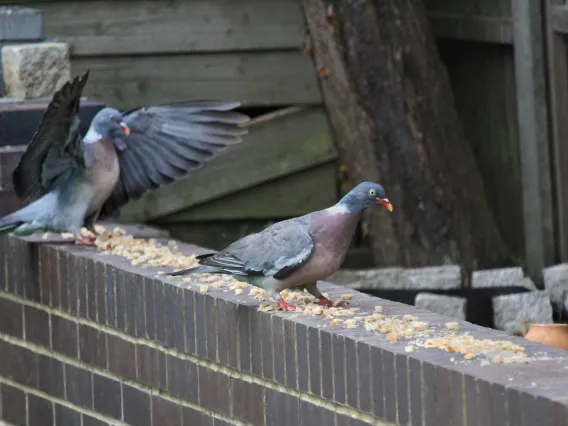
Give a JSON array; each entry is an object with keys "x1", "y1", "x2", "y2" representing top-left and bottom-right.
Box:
[
  {"x1": 0, "y1": 70, "x2": 249, "y2": 244},
  {"x1": 171, "y1": 182, "x2": 393, "y2": 310}
]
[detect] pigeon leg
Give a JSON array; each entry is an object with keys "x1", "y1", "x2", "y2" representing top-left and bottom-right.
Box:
[
  {"x1": 276, "y1": 297, "x2": 302, "y2": 311},
  {"x1": 75, "y1": 235, "x2": 96, "y2": 245},
  {"x1": 264, "y1": 283, "x2": 302, "y2": 311},
  {"x1": 84, "y1": 211, "x2": 101, "y2": 236},
  {"x1": 303, "y1": 282, "x2": 347, "y2": 307}
]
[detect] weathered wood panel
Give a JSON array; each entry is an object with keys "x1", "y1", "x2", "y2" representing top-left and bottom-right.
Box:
[
  {"x1": 426, "y1": 0, "x2": 513, "y2": 44},
  {"x1": 71, "y1": 51, "x2": 321, "y2": 109},
  {"x1": 120, "y1": 106, "x2": 338, "y2": 222},
  {"x1": 20, "y1": 0, "x2": 305, "y2": 55},
  {"x1": 547, "y1": 0, "x2": 568, "y2": 261},
  {"x1": 159, "y1": 162, "x2": 337, "y2": 222},
  {"x1": 438, "y1": 41, "x2": 524, "y2": 259},
  {"x1": 512, "y1": 0, "x2": 555, "y2": 280}
]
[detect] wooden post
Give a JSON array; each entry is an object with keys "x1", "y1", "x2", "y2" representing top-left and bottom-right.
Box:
[
  {"x1": 512, "y1": 0, "x2": 555, "y2": 283},
  {"x1": 547, "y1": 1, "x2": 568, "y2": 263}
]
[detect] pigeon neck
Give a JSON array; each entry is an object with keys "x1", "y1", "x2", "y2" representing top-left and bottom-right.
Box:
[
  {"x1": 326, "y1": 197, "x2": 362, "y2": 215},
  {"x1": 83, "y1": 126, "x2": 103, "y2": 145}
]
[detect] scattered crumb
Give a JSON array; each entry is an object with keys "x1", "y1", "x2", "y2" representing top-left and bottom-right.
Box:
[
  {"x1": 330, "y1": 319, "x2": 343, "y2": 327},
  {"x1": 42, "y1": 232, "x2": 51, "y2": 240},
  {"x1": 375, "y1": 306, "x2": 383, "y2": 313},
  {"x1": 481, "y1": 360, "x2": 490, "y2": 367},
  {"x1": 405, "y1": 345, "x2": 414, "y2": 352},
  {"x1": 235, "y1": 288, "x2": 244, "y2": 296},
  {"x1": 446, "y1": 322, "x2": 460, "y2": 331},
  {"x1": 61, "y1": 232, "x2": 74, "y2": 240},
  {"x1": 199, "y1": 285, "x2": 209, "y2": 293},
  {"x1": 342, "y1": 293, "x2": 353, "y2": 300}
]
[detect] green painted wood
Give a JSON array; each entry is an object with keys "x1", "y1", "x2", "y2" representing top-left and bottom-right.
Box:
[
  {"x1": 438, "y1": 41, "x2": 524, "y2": 260},
  {"x1": 158, "y1": 162, "x2": 338, "y2": 222},
  {"x1": 119, "y1": 106, "x2": 338, "y2": 223},
  {"x1": 22, "y1": 0, "x2": 305, "y2": 55},
  {"x1": 71, "y1": 51, "x2": 321, "y2": 109}
]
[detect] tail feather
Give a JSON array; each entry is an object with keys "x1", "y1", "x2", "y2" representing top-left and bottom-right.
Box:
[
  {"x1": 0, "y1": 212, "x2": 25, "y2": 235},
  {"x1": 170, "y1": 265, "x2": 225, "y2": 276}
]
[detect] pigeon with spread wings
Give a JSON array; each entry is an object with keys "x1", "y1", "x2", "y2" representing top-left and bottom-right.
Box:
[{"x1": 0, "y1": 70, "x2": 249, "y2": 243}]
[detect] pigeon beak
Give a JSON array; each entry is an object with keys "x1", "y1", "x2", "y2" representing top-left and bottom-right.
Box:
[
  {"x1": 120, "y1": 122, "x2": 131, "y2": 136},
  {"x1": 378, "y1": 197, "x2": 393, "y2": 212}
]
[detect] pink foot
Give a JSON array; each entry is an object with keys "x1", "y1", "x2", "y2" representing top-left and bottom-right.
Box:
[
  {"x1": 316, "y1": 296, "x2": 347, "y2": 307},
  {"x1": 75, "y1": 235, "x2": 96, "y2": 245},
  {"x1": 275, "y1": 298, "x2": 302, "y2": 311}
]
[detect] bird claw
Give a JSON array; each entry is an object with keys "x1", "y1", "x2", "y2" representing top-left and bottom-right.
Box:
[
  {"x1": 316, "y1": 296, "x2": 347, "y2": 308},
  {"x1": 275, "y1": 299, "x2": 302, "y2": 312}
]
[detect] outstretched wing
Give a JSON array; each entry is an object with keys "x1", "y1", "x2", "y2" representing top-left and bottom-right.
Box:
[
  {"x1": 12, "y1": 70, "x2": 90, "y2": 202},
  {"x1": 199, "y1": 221, "x2": 315, "y2": 279},
  {"x1": 99, "y1": 100, "x2": 250, "y2": 218}
]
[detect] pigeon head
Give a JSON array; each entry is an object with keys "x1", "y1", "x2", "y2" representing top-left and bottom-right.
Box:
[
  {"x1": 337, "y1": 182, "x2": 392, "y2": 213},
  {"x1": 84, "y1": 107, "x2": 131, "y2": 144}
]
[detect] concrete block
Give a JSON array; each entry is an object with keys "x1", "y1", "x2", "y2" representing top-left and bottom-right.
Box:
[
  {"x1": 329, "y1": 265, "x2": 461, "y2": 290},
  {"x1": 2, "y1": 42, "x2": 70, "y2": 100},
  {"x1": 414, "y1": 293, "x2": 466, "y2": 320},
  {"x1": 493, "y1": 291, "x2": 553, "y2": 334},
  {"x1": 543, "y1": 263, "x2": 568, "y2": 306},
  {"x1": 472, "y1": 267, "x2": 536, "y2": 290},
  {"x1": 0, "y1": 6, "x2": 43, "y2": 42}
]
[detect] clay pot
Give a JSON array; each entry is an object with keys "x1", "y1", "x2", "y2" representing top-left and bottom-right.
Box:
[{"x1": 525, "y1": 324, "x2": 568, "y2": 350}]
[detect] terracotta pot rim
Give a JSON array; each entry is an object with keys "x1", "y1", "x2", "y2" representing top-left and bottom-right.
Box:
[{"x1": 529, "y1": 323, "x2": 568, "y2": 328}]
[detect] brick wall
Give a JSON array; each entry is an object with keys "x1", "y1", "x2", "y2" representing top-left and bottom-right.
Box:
[{"x1": 0, "y1": 232, "x2": 568, "y2": 426}]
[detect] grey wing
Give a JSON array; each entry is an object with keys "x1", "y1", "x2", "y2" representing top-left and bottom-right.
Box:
[
  {"x1": 99, "y1": 100, "x2": 250, "y2": 218},
  {"x1": 12, "y1": 70, "x2": 89, "y2": 203},
  {"x1": 199, "y1": 223, "x2": 315, "y2": 279}
]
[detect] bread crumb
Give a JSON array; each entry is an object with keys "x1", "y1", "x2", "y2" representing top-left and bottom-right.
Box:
[
  {"x1": 342, "y1": 293, "x2": 353, "y2": 300},
  {"x1": 445, "y1": 322, "x2": 460, "y2": 331},
  {"x1": 199, "y1": 285, "x2": 209, "y2": 293},
  {"x1": 405, "y1": 345, "x2": 414, "y2": 352},
  {"x1": 375, "y1": 306, "x2": 383, "y2": 313}
]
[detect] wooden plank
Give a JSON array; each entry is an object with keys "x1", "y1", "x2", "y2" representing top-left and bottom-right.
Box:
[
  {"x1": 119, "y1": 106, "x2": 338, "y2": 223},
  {"x1": 429, "y1": 13, "x2": 512, "y2": 44},
  {"x1": 0, "y1": 98, "x2": 105, "y2": 147},
  {"x1": 71, "y1": 51, "x2": 321, "y2": 109},
  {"x1": 551, "y1": 4, "x2": 568, "y2": 34},
  {"x1": 425, "y1": 0, "x2": 512, "y2": 18},
  {"x1": 437, "y1": 41, "x2": 524, "y2": 259},
  {"x1": 23, "y1": 0, "x2": 305, "y2": 55},
  {"x1": 546, "y1": 0, "x2": 568, "y2": 260},
  {"x1": 158, "y1": 162, "x2": 338, "y2": 222},
  {"x1": 512, "y1": 0, "x2": 555, "y2": 282}
]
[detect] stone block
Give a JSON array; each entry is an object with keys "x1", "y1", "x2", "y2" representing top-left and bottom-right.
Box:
[
  {"x1": 472, "y1": 267, "x2": 536, "y2": 290},
  {"x1": 492, "y1": 292, "x2": 553, "y2": 334},
  {"x1": 543, "y1": 263, "x2": 568, "y2": 307},
  {"x1": 2, "y1": 42, "x2": 70, "y2": 100},
  {"x1": 328, "y1": 265, "x2": 461, "y2": 290},
  {"x1": 414, "y1": 293, "x2": 466, "y2": 320}
]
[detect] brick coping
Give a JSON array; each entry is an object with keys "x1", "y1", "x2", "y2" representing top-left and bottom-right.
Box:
[{"x1": 1, "y1": 231, "x2": 568, "y2": 425}]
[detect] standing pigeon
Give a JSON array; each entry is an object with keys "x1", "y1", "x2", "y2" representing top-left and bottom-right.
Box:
[
  {"x1": 0, "y1": 70, "x2": 249, "y2": 244},
  {"x1": 171, "y1": 182, "x2": 393, "y2": 310}
]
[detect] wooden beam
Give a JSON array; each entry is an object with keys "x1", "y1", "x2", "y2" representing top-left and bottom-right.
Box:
[
  {"x1": 429, "y1": 13, "x2": 513, "y2": 44},
  {"x1": 512, "y1": 0, "x2": 555, "y2": 282},
  {"x1": 119, "y1": 106, "x2": 338, "y2": 223},
  {"x1": 22, "y1": 0, "x2": 306, "y2": 55},
  {"x1": 551, "y1": 4, "x2": 568, "y2": 34},
  {"x1": 71, "y1": 51, "x2": 321, "y2": 109},
  {"x1": 158, "y1": 162, "x2": 338, "y2": 222},
  {"x1": 546, "y1": 0, "x2": 568, "y2": 261}
]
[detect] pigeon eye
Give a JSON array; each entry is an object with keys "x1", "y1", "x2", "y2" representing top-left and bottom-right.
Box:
[{"x1": 369, "y1": 189, "x2": 376, "y2": 196}]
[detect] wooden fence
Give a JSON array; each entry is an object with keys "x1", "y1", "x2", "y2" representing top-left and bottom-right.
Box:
[{"x1": 3, "y1": 0, "x2": 563, "y2": 277}]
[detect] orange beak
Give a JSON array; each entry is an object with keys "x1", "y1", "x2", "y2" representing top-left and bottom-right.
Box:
[
  {"x1": 378, "y1": 197, "x2": 393, "y2": 212},
  {"x1": 120, "y1": 122, "x2": 131, "y2": 136}
]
